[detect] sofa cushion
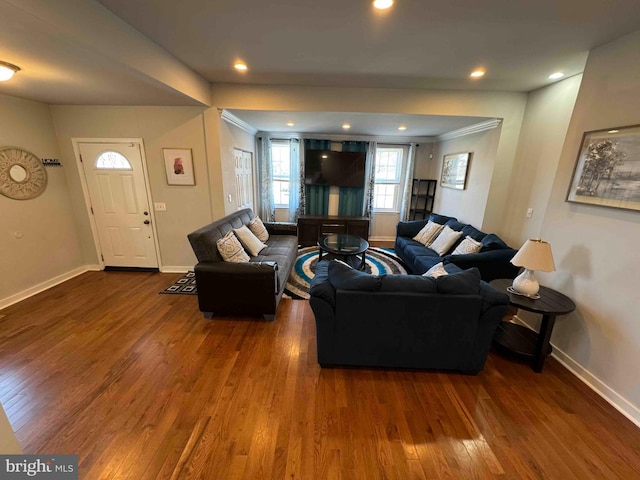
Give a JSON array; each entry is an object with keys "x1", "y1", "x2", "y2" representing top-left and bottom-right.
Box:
[
  {"x1": 445, "y1": 219, "x2": 466, "y2": 232},
  {"x1": 234, "y1": 225, "x2": 267, "y2": 256},
  {"x1": 328, "y1": 260, "x2": 381, "y2": 291},
  {"x1": 380, "y1": 274, "x2": 437, "y2": 293},
  {"x1": 452, "y1": 235, "x2": 483, "y2": 255},
  {"x1": 423, "y1": 262, "x2": 448, "y2": 278},
  {"x1": 248, "y1": 216, "x2": 269, "y2": 242},
  {"x1": 430, "y1": 226, "x2": 463, "y2": 256},
  {"x1": 429, "y1": 213, "x2": 457, "y2": 225},
  {"x1": 436, "y1": 267, "x2": 481, "y2": 295},
  {"x1": 411, "y1": 255, "x2": 445, "y2": 274},
  {"x1": 413, "y1": 221, "x2": 444, "y2": 246},
  {"x1": 217, "y1": 231, "x2": 250, "y2": 263},
  {"x1": 481, "y1": 233, "x2": 509, "y2": 252},
  {"x1": 462, "y1": 224, "x2": 486, "y2": 242}
]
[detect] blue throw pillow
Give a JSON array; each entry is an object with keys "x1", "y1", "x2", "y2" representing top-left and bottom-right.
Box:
[
  {"x1": 481, "y1": 233, "x2": 509, "y2": 251},
  {"x1": 445, "y1": 219, "x2": 466, "y2": 232},
  {"x1": 462, "y1": 224, "x2": 487, "y2": 242},
  {"x1": 429, "y1": 213, "x2": 457, "y2": 225},
  {"x1": 379, "y1": 274, "x2": 437, "y2": 293},
  {"x1": 436, "y1": 267, "x2": 481, "y2": 294},
  {"x1": 328, "y1": 260, "x2": 381, "y2": 291}
]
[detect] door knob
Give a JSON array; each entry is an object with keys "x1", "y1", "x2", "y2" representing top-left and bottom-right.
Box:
[
  {"x1": 143, "y1": 211, "x2": 149, "y2": 215},
  {"x1": 144, "y1": 220, "x2": 150, "y2": 225}
]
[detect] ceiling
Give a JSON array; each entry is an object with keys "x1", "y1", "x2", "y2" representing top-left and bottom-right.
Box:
[{"x1": 1, "y1": 0, "x2": 640, "y2": 136}]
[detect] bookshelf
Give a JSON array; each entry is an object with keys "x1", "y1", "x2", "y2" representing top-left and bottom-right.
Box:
[{"x1": 408, "y1": 179, "x2": 437, "y2": 220}]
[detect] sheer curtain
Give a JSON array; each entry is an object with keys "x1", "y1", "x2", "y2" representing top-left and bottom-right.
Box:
[
  {"x1": 399, "y1": 143, "x2": 417, "y2": 221},
  {"x1": 257, "y1": 136, "x2": 275, "y2": 221},
  {"x1": 288, "y1": 138, "x2": 301, "y2": 222},
  {"x1": 362, "y1": 141, "x2": 377, "y2": 218}
]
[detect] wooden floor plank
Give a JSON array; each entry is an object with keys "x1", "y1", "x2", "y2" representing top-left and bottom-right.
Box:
[{"x1": 1, "y1": 270, "x2": 640, "y2": 479}]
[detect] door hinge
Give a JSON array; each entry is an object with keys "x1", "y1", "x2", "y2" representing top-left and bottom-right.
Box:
[{"x1": 90, "y1": 206, "x2": 94, "y2": 215}]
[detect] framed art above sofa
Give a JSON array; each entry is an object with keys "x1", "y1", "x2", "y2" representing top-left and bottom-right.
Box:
[{"x1": 440, "y1": 152, "x2": 470, "y2": 190}]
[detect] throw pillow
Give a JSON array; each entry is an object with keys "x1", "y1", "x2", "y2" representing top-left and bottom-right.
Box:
[
  {"x1": 328, "y1": 260, "x2": 381, "y2": 291},
  {"x1": 422, "y1": 262, "x2": 448, "y2": 278},
  {"x1": 451, "y1": 235, "x2": 483, "y2": 255},
  {"x1": 429, "y1": 225, "x2": 463, "y2": 256},
  {"x1": 233, "y1": 225, "x2": 268, "y2": 257},
  {"x1": 413, "y1": 221, "x2": 444, "y2": 246},
  {"x1": 436, "y1": 267, "x2": 481, "y2": 295},
  {"x1": 217, "y1": 231, "x2": 250, "y2": 263},
  {"x1": 248, "y1": 216, "x2": 269, "y2": 242}
]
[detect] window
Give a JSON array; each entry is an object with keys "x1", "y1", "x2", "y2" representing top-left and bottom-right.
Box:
[
  {"x1": 271, "y1": 141, "x2": 290, "y2": 207},
  {"x1": 373, "y1": 146, "x2": 405, "y2": 212},
  {"x1": 95, "y1": 151, "x2": 132, "y2": 170}
]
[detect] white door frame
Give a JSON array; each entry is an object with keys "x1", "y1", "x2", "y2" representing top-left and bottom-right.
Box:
[{"x1": 72, "y1": 138, "x2": 162, "y2": 270}]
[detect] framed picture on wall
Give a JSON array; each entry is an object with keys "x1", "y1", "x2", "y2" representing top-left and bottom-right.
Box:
[
  {"x1": 440, "y1": 152, "x2": 470, "y2": 190},
  {"x1": 567, "y1": 124, "x2": 640, "y2": 212},
  {"x1": 163, "y1": 148, "x2": 195, "y2": 186}
]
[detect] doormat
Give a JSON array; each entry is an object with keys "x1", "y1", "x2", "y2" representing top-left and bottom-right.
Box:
[{"x1": 160, "y1": 271, "x2": 197, "y2": 295}]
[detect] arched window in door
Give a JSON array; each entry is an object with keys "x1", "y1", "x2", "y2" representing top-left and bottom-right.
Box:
[{"x1": 95, "y1": 151, "x2": 132, "y2": 170}]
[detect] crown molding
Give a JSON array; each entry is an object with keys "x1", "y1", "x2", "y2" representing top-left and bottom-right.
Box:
[
  {"x1": 219, "y1": 109, "x2": 259, "y2": 135},
  {"x1": 257, "y1": 131, "x2": 434, "y2": 144},
  {"x1": 436, "y1": 118, "x2": 502, "y2": 142}
]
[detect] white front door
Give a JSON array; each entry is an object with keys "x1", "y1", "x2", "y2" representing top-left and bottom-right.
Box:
[
  {"x1": 234, "y1": 148, "x2": 254, "y2": 210},
  {"x1": 78, "y1": 142, "x2": 158, "y2": 268}
]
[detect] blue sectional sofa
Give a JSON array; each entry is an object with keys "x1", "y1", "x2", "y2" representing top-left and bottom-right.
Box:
[
  {"x1": 395, "y1": 213, "x2": 519, "y2": 282},
  {"x1": 309, "y1": 260, "x2": 509, "y2": 374}
]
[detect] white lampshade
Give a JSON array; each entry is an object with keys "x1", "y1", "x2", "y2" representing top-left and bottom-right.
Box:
[
  {"x1": 510, "y1": 239, "x2": 555, "y2": 297},
  {"x1": 511, "y1": 239, "x2": 555, "y2": 272}
]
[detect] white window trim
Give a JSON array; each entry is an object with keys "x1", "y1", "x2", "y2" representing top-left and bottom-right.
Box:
[
  {"x1": 373, "y1": 146, "x2": 407, "y2": 213},
  {"x1": 271, "y1": 140, "x2": 291, "y2": 208}
]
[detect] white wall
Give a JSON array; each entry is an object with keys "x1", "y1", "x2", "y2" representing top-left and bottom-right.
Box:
[
  {"x1": 502, "y1": 75, "x2": 582, "y2": 247},
  {"x1": 0, "y1": 94, "x2": 83, "y2": 305},
  {"x1": 533, "y1": 31, "x2": 640, "y2": 424},
  {"x1": 427, "y1": 128, "x2": 502, "y2": 230},
  {"x1": 50, "y1": 106, "x2": 214, "y2": 270}
]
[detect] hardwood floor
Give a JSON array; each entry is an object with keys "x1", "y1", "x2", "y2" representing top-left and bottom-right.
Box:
[{"x1": 1, "y1": 271, "x2": 640, "y2": 479}]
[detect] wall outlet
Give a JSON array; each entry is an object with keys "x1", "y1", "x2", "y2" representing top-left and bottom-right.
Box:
[
  {"x1": 526, "y1": 208, "x2": 533, "y2": 218},
  {"x1": 154, "y1": 202, "x2": 167, "y2": 211}
]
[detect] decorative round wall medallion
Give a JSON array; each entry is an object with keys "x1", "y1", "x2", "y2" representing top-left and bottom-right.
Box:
[{"x1": 0, "y1": 146, "x2": 48, "y2": 200}]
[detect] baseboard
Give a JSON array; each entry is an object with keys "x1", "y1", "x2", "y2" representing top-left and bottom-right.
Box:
[
  {"x1": 160, "y1": 266, "x2": 192, "y2": 273},
  {"x1": 512, "y1": 315, "x2": 640, "y2": 428},
  {"x1": 369, "y1": 236, "x2": 396, "y2": 242},
  {"x1": 0, "y1": 265, "x2": 98, "y2": 311}
]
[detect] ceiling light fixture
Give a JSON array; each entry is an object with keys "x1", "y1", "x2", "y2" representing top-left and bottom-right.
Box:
[
  {"x1": 398, "y1": 125, "x2": 407, "y2": 131},
  {"x1": 470, "y1": 69, "x2": 485, "y2": 78},
  {"x1": 373, "y1": 0, "x2": 394, "y2": 10},
  {"x1": 548, "y1": 72, "x2": 565, "y2": 80},
  {"x1": 608, "y1": 130, "x2": 619, "y2": 134},
  {"x1": 342, "y1": 123, "x2": 351, "y2": 130},
  {"x1": 234, "y1": 61, "x2": 248, "y2": 71},
  {"x1": 287, "y1": 122, "x2": 294, "y2": 127},
  {"x1": 0, "y1": 61, "x2": 20, "y2": 81}
]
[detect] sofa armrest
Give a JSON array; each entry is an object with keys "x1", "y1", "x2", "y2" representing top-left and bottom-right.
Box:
[
  {"x1": 396, "y1": 219, "x2": 429, "y2": 238},
  {"x1": 193, "y1": 261, "x2": 279, "y2": 315},
  {"x1": 265, "y1": 222, "x2": 297, "y2": 236},
  {"x1": 443, "y1": 249, "x2": 519, "y2": 282},
  {"x1": 309, "y1": 260, "x2": 335, "y2": 308}
]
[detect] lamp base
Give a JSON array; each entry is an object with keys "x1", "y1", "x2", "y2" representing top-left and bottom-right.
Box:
[
  {"x1": 507, "y1": 286, "x2": 540, "y2": 300},
  {"x1": 511, "y1": 268, "x2": 540, "y2": 297}
]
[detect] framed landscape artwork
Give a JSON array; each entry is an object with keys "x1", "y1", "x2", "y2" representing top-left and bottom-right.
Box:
[
  {"x1": 440, "y1": 152, "x2": 470, "y2": 190},
  {"x1": 567, "y1": 124, "x2": 640, "y2": 212},
  {"x1": 163, "y1": 148, "x2": 195, "y2": 186}
]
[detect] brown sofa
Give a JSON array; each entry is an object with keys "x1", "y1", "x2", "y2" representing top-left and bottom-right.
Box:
[{"x1": 187, "y1": 208, "x2": 298, "y2": 320}]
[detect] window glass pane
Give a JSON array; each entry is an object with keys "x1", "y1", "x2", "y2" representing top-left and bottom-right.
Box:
[
  {"x1": 95, "y1": 151, "x2": 132, "y2": 170},
  {"x1": 374, "y1": 150, "x2": 400, "y2": 182},
  {"x1": 373, "y1": 184, "x2": 396, "y2": 210},
  {"x1": 271, "y1": 143, "x2": 290, "y2": 179},
  {"x1": 273, "y1": 179, "x2": 290, "y2": 206}
]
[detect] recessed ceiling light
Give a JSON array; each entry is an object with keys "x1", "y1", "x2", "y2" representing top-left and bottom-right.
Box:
[
  {"x1": 321, "y1": 155, "x2": 328, "y2": 159},
  {"x1": 373, "y1": 0, "x2": 394, "y2": 10},
  {"x1": 342, "y1": 123, "x2": 351, "y2": 130},
  {"x1": 0, "y1": 61, "x2": 20, "y2": 82},
  {"x1": 398, "y1": 125, "x2": 407, "y2": 131},
  {"x1": 234, "y1": 61, "x2": 248, "y2": 71},
  {"x1": 548, "y1": 72, "x2": 565, "y2": 80},
  {"x1": 286, "y1": 122, "x2": 294, "y2": 127},
  {"x1": 608, "y1": 130, "x2": 619, "y2": 134},
  {"x1": 470, "y1": 69, "x2": 485, "y2": 78}
]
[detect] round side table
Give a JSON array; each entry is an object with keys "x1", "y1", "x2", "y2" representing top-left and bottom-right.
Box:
[{"x1": 490, "y1": 279, "x2": 576, "y2": 373}]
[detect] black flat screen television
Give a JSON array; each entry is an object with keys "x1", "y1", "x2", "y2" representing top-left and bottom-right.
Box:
[{"x1": 304, "y1": 150, "x2": 366, "y2": 187}]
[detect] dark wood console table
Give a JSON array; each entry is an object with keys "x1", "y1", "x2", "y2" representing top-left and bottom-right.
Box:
[
  {"x1": 490, "y1": 278, "x2": 576, "y2": 373},
  {"x1": 297, "y1": 215, "x2": 369, "y2": 247}
]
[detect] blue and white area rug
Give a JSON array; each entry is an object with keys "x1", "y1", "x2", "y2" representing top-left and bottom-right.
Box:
[{"x1": 284, "y1": 246, "x2": 407, "y2": 300}]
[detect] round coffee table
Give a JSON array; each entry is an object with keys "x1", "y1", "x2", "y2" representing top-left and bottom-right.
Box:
[
  {"x1": 490, "y1": 278, "x2": 576, "y2": 372},
  {"x1": 318, "y1": 234, "x2": 369, "y2": 270}
]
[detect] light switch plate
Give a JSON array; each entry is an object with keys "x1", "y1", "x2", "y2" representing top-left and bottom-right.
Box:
[{"x1": 154, "y1": 202, "x2": 167, "y2": 211}]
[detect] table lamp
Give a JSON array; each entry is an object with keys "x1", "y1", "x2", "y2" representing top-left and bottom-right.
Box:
[{"x1": 509, "y1": 238, "x2": 555, "y2": 299}]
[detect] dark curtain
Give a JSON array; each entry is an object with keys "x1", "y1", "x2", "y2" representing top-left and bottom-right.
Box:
[
  {"x1": 339, "y1": 141, "x2": 368, "y2": 216},
  {"x1": 304, "y1": 139, "x2": 332, "y2": 215}
]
